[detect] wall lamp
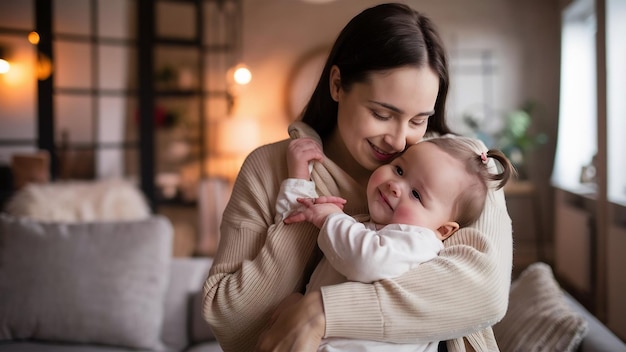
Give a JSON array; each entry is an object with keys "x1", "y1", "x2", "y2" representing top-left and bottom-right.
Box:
[
  {"x1": 0, "y1": 45, "x2": 10, "y2": 74},
  {"x1": 225, "y1": 63, "x2": 252, "y2": 114}
]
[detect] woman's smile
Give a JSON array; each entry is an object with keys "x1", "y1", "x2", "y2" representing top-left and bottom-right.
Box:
[{"x1": 369, "y1": 141, "x2": 397, "y2": 162}]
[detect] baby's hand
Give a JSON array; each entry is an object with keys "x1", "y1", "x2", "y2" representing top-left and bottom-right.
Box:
[
  {"x1": 283, "y1": 196, "x2": 346, "y2": 228},
  {"x1": 307, "y1": 196, "x2": 347, "y2": 207},
  {"x1": 287, "y1": 138, "x2": 323, "y2": 180}
]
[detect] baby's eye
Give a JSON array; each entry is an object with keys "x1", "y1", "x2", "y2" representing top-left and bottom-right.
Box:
[
  {"x1": 411, "y1": 189, "x2": 421, "y2": 201},
  {"x1": 394, "y1": 165, "x2": 404, "y2": 176}
]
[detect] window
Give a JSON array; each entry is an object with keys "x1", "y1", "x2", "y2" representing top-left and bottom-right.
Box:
[
  {"x1": 607, "y1": 0, "x2": 626, "y2": 206},
  {"x1": 551, "y1": 0, "x2": 597, "y2": 193}
]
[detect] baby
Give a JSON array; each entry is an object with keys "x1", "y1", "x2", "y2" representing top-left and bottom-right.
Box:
[{"x1": 277, "y1": 136, "x2": 514, "y2": 352}]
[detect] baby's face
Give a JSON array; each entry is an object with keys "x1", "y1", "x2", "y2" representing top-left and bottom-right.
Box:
[{"x1": 366, "y1": 142, "x2": 470, "y2": 234}]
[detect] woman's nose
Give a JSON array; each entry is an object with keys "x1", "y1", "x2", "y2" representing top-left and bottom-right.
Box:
[{"x1": 383, "y1": 128, "x2": 407, "y2": 153}]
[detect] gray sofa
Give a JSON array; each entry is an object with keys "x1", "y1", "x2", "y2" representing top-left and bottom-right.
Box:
[
  {"x1": 0, "y1": 257, "x2": 223, "y2": 352},
  {"x1": 0, "y1": 214, "x2": 223, "y2": 352},
  {"x1": 564, "y1": 291, "x2": 626, "y2": 352}
]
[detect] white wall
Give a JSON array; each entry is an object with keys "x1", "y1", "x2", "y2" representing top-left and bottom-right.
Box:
[{"x1": 239, "y1": 0, "x2": 560, "y2": 141}]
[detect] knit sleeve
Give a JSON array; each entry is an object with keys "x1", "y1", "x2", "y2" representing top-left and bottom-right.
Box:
[
  {"x1": 321, "y1": 187, "x2": 512, "y2": 345},
  {"x1": 201, "y1": 142, "x2": 322, "y2": 352}
]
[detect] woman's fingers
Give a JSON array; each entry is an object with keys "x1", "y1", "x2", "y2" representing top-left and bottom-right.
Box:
[
  {"x1": 269, "y1": 293, "x2": 303, "y2": 325},
  {"x1": 287, "y1": 138, "x2": 324, "y2": 179},
  {"x1": 255, "y1": 291, "x2": 325, "y2": 352}
]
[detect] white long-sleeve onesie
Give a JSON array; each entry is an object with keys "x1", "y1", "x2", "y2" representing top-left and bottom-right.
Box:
[{"x1": 277, "y1": 178, "x2": 443, "y2": 352}]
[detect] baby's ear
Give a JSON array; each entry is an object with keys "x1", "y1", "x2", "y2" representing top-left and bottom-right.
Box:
[{"x1": 436, "y1": 222, "x2": 460, "y2": 241}]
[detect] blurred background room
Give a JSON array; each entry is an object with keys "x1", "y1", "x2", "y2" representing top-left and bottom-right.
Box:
[{"x1": 0, "y1": 0, "x2": 624, "y2": 341}]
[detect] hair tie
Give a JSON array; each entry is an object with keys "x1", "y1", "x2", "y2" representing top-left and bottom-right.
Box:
[{"x1": 480, "y1": 152, "x2": 488, "y2": 164}]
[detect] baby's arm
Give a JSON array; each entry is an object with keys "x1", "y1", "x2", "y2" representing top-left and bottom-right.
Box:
[
  {"x1": 319, "y1": 218, "x2": 443, "y2": 283},
  {"x1": 284, "y1": 198, "x2": 441, "y2": 283}
]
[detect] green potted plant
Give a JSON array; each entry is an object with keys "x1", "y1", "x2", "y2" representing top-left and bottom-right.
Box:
[{"x1": 464, "y1": 101, "x2": 547, "y2": 179}]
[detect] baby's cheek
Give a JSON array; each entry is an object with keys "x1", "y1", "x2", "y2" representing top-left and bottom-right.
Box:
[{"x1": 393, "y1": 206, "x2": 422, "y2": 226}]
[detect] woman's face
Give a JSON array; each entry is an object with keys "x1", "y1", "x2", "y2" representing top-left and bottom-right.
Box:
[{"x1": 332, "y1": 65, "x2": 440, "y2": 171}]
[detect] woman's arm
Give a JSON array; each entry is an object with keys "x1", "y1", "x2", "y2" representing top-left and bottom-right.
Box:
[
  {"x1": 322, "y1": 188, "x2": 512, "y2": 345},
  {"x1": 202, "y1": 142, "x2": 322, "y2": 352},
  {"x1": 318, "y1": 214, "x2": 442, "y2": 283},
  {"x1": 257, "y1": 190, "x2": 510, "y2": 351}
]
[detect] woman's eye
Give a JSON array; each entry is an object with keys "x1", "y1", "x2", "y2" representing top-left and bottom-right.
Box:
[
  {"x1": 410, "y1": 118, "x2": 428, "y2": 126},
  {"x1": 394, "y1": 165, "x2": 403, "y2": 176},
  {"x1": 411, "y1": 189, "x2": 421, "y2": 201},
  {"x1": 372, "y1": 110, "x2": 392, "y2": 121}
]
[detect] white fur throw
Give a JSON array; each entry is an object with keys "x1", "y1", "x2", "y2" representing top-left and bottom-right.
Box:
[{"x1": 5, "y1": 179, "x2": 151, "y2": 222}]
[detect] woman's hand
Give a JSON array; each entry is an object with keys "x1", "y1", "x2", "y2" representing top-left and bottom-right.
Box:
[{"x1": 255, "y1": 291, "x2": 326, "y2": 352}]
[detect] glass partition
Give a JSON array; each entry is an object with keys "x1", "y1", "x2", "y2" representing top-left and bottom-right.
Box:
[{"x1": 53, "y1": 0, "x2": 136, "y2": 180}]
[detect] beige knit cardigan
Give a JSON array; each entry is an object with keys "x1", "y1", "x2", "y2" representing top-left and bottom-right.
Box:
[{"x1": 202, "y1": 122, "x2": 512, "y2": 352}]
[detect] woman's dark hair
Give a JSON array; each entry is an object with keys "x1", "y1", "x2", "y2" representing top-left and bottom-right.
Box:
[{"x1": 300, "y1": 3, "x2": 452, "y2": 141}]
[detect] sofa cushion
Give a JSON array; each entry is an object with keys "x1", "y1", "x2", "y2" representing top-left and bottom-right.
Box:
[
  {"x1": 190, "y1": 290, "x2": 217, "y2": 343},
  {"x1": 161, "y1": 257, "x2": 214, "y2": 350},
  {"x1": 493, "y1": 262, "x2": 588, "y2": 352},
  {"x1": 0, "y1": 214, "x2": 173, "y2": 351},
  {"x1": 0, "y1": 342, "x2": 142, "y2": 352}
]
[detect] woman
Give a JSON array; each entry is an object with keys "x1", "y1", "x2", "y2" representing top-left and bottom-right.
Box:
[{"x1": 202, "y1": 3, "x2": 512, "y2": 352}]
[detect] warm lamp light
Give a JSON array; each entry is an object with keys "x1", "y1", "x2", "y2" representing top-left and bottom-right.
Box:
[
  {"x1": 225, "y1": 64, "x2": 252, "y2": 114},
  {"x1": 36, "y1": 53, "x2": 52, "y2": 80},
  {"x1": 0, "y1": 45, "x2": 10, "y2": 74},
  {"x1": 227, "y1": 63, "x2": 252, "y2": 87},
  {"x1": 215, "y1": 118, "x2": 259, "y2": 156},
  {"x1": 0, "y1": 58, "x2": 10, "y2": 74},
  {"x1": 233, "y1": 65, "x2": 251, "y2": 85},
  {"x1": 28, "y1": 32, "x2": 40, "y2": 45},
  {"x1": 207, "y1": 118, "x2": 260, "y2": 182}
]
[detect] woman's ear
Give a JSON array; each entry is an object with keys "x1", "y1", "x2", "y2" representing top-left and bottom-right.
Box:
[
  {"x1": 329, "y1": 65, "x2": 341, "y2": 102},
  {"x1": 436, "y1": 221, "x2": 460, "y2": 241}
]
